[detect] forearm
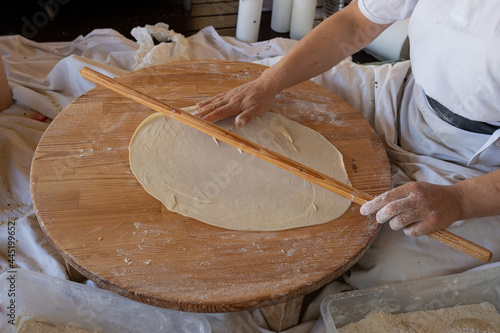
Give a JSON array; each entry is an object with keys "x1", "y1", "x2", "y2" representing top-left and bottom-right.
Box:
[
  {"x1": 454, "y1": 168, "x2": 500, "y2": 220},
  {"x1": 195, "y1": 4, "x2": 390, "y2": 126},
  {"x1": 260, "y1": 3, "x2": 390, "y2": 92}
]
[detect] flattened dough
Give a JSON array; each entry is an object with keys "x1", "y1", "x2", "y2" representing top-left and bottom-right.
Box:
[
  {"x1": 129, "y1": 110, "x2": 351, "y2": 231},
  {"x1": 19, "y1": 318, "x2": 96, "y2": 333}
]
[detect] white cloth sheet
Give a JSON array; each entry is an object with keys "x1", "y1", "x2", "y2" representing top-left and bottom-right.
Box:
[{"x1": 1, "y1": 22, "x2": 499, "y2": 332}]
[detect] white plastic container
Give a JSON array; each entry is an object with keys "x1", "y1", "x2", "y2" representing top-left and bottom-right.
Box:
[
  {"x1": 0, "y1": 269, "x2": 211, "y2": 333},
  {"x1": 289, "y1": 0, "x2": 317, "y2": 40},
  {"x1": 271, "y1": 0, "x2": 293, "y2": 33},
  {"x1": 321, "y1": 266, "x2": 500, "y2": 333},
  {"x1": 236, "y1": 0, "x2": 264, "y2": 43}
]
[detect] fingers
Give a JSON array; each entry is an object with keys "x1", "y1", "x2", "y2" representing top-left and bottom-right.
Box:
[
  {"x1": 360, "y1": 186, "x2": 411, "y2": 216},
  {"x1": 401, "y1": 221, "x2": 436, "y2": 237},
  {"x1": 372, "y1": 197, "x2": 427, "y2": 235},
  {"x1": 376, "y1": 198, "x2": 415, "y2": 225},
  {"x1": 195, "y1": 90, "x2": 252, "y2": 125},
  {"x1": 196, "y1": 96, "x2": 216, "y2": 109},
  {"x1": 195, "y1": 100, "x2": 263, "y2": 127},
  {"x1": 195, "y1": 93, "x2": 238, "y2": 121},
  {"x1": 197, "y1": 102, "x2": 240, "y2": 123},
  {"x1": 195, "y1": 94, "x2": 222, "y2": 113},
  {"x1": 195, "y1": 94, "x2": 272, "y2": 127},
  {"x1": 235, "y1": 106, "x2": 263, "y2": 128},
  {"x1": 194, "y1": 78, "x2": 279, "y2": 127},
  {"x1": 359, "y1": 182, "x2": 449, "y2": 237},
  {"x1": 376, "y1": 201, "x2": 433, "y2": 236}
]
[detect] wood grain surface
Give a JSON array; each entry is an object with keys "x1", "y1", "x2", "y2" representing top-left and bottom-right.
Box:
[
  {"x1": 30, "y1": 60, "x2": 392, "y2": 313},
  {"x1": 0, "y1": 54, "x2": 12, "y2": 111}
]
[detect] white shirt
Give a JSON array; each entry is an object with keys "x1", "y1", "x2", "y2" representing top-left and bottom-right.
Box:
[{"x1": 358, "y1": 0, "x2": 500, "y2": 122}]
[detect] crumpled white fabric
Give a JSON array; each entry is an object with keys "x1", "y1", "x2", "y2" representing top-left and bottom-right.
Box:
[
  {"x1": 468, "y1": 129, "x2": 500, "y2": 167},
  {"x1": 0, "y1": 107, "x2": 67, "y2": 280},
  {"x1": 132, "y1": 23, "x2": 297, "y2": 69},
  {"x1": 1, "y1": 29, "x2": 137, "y2": 119}
]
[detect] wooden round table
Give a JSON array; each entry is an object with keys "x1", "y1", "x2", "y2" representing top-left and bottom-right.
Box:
[{"x1": 30, "y1": 60, "x2": 391, "y2": 329}]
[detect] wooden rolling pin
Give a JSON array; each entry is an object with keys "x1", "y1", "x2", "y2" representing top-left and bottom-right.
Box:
[{"x1": 81, "y1": 67, "x2": 493, "y2": 263}]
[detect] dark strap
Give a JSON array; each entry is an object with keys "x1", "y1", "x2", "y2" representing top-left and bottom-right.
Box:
[{"x1": 426, "y1": 95, "x2": 500, "y2": 135}]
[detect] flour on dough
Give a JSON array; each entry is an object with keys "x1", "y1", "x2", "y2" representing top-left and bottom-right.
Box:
[
  {"x1": 338, "y1": 302, "x2": 500, "y2": 333},
  {"x1": 129, "y1": 109, "x2": 351, "y2": 231},
  {"x1": 18, "y1": 317, "x2": 97, "y2": 333}
]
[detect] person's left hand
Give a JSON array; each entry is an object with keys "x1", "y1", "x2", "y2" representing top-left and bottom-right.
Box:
[{"x1": 360, "y1": 182, "x2": 463, "y2": 236}]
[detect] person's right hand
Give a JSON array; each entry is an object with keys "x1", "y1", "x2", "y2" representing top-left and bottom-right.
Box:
[{"x1": 194, "y1": 74, "x2": 281, "y2": 128}]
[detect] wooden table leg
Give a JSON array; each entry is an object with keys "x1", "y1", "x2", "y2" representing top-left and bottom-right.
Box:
[
  {"x1": 260, "y1": 296, "x2": 304, "y2": 332},
  {"x1": 65, "y1": 260, "x2": 86, "y2": 282},
  {"x1": 66, "y1": 255, "x2": 303, "y2": 331}
]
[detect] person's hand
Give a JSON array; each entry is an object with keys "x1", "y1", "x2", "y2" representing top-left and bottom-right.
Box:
[
  {"x1": 194, "y1": 75, "x2": 280, "y2": 127},
  {"x1": 360, "y1": 182, "x2": 463, "y2": 236}
]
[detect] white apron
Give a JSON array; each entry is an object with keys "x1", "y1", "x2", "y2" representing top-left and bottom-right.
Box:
[{"x1": 310, "y1": 59, "x2": 500, "y2": 289}]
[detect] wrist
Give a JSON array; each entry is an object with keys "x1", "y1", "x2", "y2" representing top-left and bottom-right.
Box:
[
  {"x1": 449, "y1": 183, "x2": 467, "y2": 221},
  {"x1": 259, "y1": 67, "x2": 289, "y2": 95}
]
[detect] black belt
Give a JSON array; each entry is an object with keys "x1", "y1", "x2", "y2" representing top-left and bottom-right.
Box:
[{"x1": 426, "y1": 95, "x2": 500, "y2": 135}]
